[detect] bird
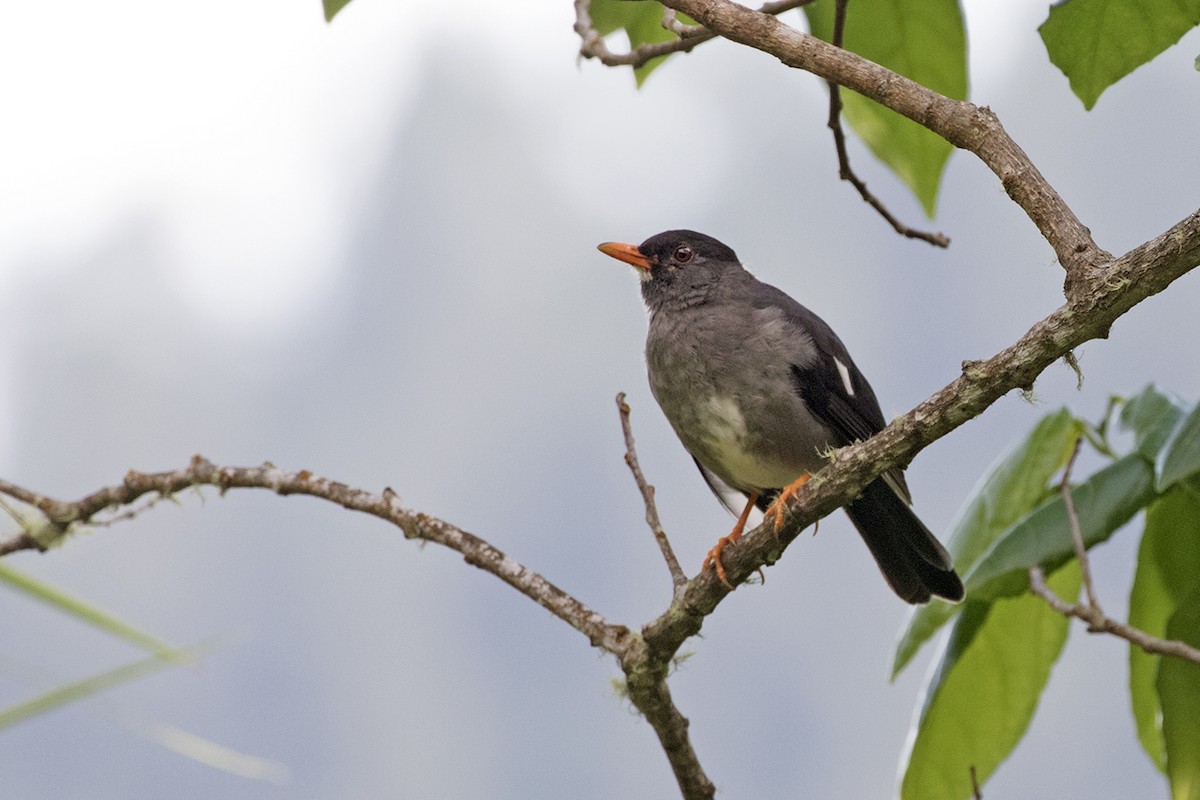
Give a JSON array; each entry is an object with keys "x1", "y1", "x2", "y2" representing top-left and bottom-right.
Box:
[{"x1": 597, "y1": 230, "x2": 963, "y2": 604}]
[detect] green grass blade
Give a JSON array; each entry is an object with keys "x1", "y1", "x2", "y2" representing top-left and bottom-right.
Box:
[
  {"x1": 0, "y1": 638, "x2": 221, "y2": 731},
  {"x1": 0, "y1": 563, "x2": 182, "y2": 660}
]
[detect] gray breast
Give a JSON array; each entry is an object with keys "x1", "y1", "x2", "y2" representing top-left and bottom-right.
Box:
[{"x1": 645, "y1": 302, "x2": 833, "y2": 494}]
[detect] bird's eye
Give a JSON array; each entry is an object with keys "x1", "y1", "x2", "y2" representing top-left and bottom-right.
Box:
[{"x1": 672, "y1": 245, "x2": 693, "y2": 264}]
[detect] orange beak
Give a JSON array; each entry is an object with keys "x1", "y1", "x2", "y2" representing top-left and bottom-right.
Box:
[{"x1": 597, "y1": 241, "x2": 652, "y2": 271}]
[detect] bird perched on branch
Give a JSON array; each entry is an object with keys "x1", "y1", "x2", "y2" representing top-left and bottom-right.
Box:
[{"x1": 598, "y1": 230, "x2": 963, "y2": 604}]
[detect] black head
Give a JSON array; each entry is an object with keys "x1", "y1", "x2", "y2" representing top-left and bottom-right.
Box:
[
  {"x1": 634, "y1": 230, "x2": 740, "y2": 269},
  {"x1": 597, "y1": 230, "x2": 743, "y2": 310}
]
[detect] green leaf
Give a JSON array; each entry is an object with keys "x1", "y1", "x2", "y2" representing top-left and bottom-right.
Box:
[
  {"x1": 964, "y1": 453, "x2": 1155, "y2": 600},
  {"x1": 804, "y1": 0, "x2": 969, "y2": 216},
  {"x1": 0, "y1": 637, "x2": 221, "y2": 731},
  {"x1": 0, "y1": 564, "x2": 182, "y2": 661},
  {"x1": 1120, "y1": 384, "x2": 1190, "y2": 461},
  {"x1": 898, "y1": 561, "x2": 1081, "y2": 800},
  {"x1": 1129, "y1": 485, "x2": 1200, "y2": 773},
  {"x1": 893, "y1": 408, "x2": 1081, "y2": 678},
  {"x1": 323, "y1": 0, "x2": 353, "y2": 22},
  {"x1": 590, "y1": 0, "x2": 685, "y2": 86},
  {"x1": 1039, "y1": 0, "x2": 1200, "y2": 109},
  {"x1": 1159, "y1": 585, "x2": 1200, "y2": 800},
  {"x1": 1158, "y1": 401, "x2": 1200, "y2": 491}
]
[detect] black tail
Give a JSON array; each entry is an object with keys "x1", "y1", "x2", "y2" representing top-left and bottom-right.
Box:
[{"x1": 842, "y1": 479, "x2": 964, "y2": 604}]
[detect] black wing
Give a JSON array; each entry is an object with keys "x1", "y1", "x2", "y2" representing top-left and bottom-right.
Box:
[{"x1": 753, "y1": 285, "x2": 912, "y2": 502}]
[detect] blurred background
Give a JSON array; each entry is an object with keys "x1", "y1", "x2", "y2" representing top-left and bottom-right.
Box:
[{"x1": 1, "y1": 0, "x2": 1198, "y2": 797}]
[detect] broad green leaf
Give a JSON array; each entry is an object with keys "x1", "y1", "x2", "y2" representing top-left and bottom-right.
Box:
[
  {"x1": 1039, "y1": 0, "x2": 1200, "y2": 110},
  {"x1": 1129, "y1": 486, "x2": 1200, "y2": 773},
  {"x1": 323, "y1": 0, "x2": 353, "y2": 23},
  {"x1": 964, "y1": 454, "x2": 1155, "y2": 600},
  {"x1": 1159, "y1": 585, "x2": 1200, "y2": 800},
  {"x1": 898, "y1": 561, "x2": 1081, "y2": 800},
  {"x1": 1158, "y1": 401, "x2": 1200, "y2": 491},
  {"x1": 805, "y1": 0, "x2": 968, "y2": 216},
  {"x1": 590, "y1": 0, "x2": 687, "y2": 86},
  {"x1": 893, "y1": 408, "x2": 1081, "y2": 678},
  {"x1": 0, "y1": 564, "x2": 182, "y2": 660},
  {"x1": 0, "y1": 638, "x2": 220, "y2": 731},
  {"x1": 1120, "y1": 384, "x2": 1189, "y2": 461}
]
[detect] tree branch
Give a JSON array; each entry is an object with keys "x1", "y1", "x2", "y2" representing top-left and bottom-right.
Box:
[
  {"x1": 617, "y1": 393, "x2": 687, "y2": 590},
  {"x1": 640, "y1": 0, "x2": 1108, "y2": 295},
  {"x1": 0, "y1": 454, "x2": 720, "y2": 798},
  {"x1": 11, "y1": 204, "x2": 1194, "y2": 800},
  {"x1": 1059, "y1": 439, "x2": 1105, "y2": 622},
  {"x1": 823, "y1": 0, "x2": 950, "y2": 247},
  {"x1": 574, "y1": 0, "x2": 809, "y2": 70},
  {"x1": 9, "y1": 4, "x2": 1200, "y2": 795},
  {"x1": 640, "y1": 208, "x2": 1200, "y2": 658},
  {"x1": 0, "y1": 458, "x2": 634, "y2": 656},
  {"x1": 1027, "y1": 434, "x2": 1200, "y2": 664},
  {"x1": 622, "y1": 637, "x2": 716, "y2": 800},
  {"x1": 1029, "y1": 567, "x2": 1200, "y2": 665}
]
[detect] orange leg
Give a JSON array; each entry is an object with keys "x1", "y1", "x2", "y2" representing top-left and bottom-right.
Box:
[
  {"x1": 765, "y1": 473, "x2": 812, "y2": 530},
  {"x1": 703, "y1": 492, "x2": 758, "y2": 589}
]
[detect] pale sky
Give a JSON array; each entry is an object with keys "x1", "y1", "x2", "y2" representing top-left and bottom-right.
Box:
[{"x1": 2, "y1": 2, "x2": 1194, "y2": 798}]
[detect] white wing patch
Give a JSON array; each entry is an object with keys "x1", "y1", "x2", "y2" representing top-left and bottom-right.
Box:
[{"x1": 834, "y1": 357, "x2": 855, "y2": 397}]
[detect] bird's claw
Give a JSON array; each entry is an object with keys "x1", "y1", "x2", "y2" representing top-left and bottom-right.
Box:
[
  {"x1": 703, "y1": 536, "x2": 737, "y2": 590},
  {"x1": 766, "y1": 473, "x2": 812, "y2": 530}
]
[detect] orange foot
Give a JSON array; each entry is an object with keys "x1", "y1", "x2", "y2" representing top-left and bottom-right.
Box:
[
  {"x1": 703, "y1": 492, "x2": 758, "y2": 589},
  {"x1": 765, "y1": 473, "x2": 812, "y2": 530}
]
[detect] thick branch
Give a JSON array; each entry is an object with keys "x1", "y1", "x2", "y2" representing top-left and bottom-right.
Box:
[
  {"x1": 0, "y1": 458, "x2": 633, "y2": 656},
  {"x1": 649, "y1": 0, "x2": 1108, "y2": 293},
  {"x1": 4, "y1": 214, "x2": 1197, "y2": 800},
  {"x1": 622, "y1": 636, "x2": 715, "y2": 800},
  {"x1": 642, "y1": 208, "x2": 1200, "y2": 658}
]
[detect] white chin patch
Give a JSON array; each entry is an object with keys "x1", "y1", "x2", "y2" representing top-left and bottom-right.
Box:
[
  {"x1": 834, "y1": 357, "x2": 855, "y2": 397},
  {"x1": 637, "y1": 269, "x2": 652, "y2": 283}
]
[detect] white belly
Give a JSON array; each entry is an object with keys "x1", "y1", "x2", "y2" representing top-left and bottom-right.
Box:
[{"x1": 687, "y1": 394, "x2": 809, "y2": 491}]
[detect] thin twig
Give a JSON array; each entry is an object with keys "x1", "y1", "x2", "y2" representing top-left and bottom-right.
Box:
[
  {"x1": 661, "y1": 7, "x2": 704, "y2": 37},
  {"x1": 0, "y1": 458, "x2": 634, "y2": 656},
  {"x1": 1059, "y1": 438, "x2": 1105, "y2": 625},
  {"x1": 617, "y1": 393, "x2": 687, "y2": 590},
  {"x1": 824, "y1": 0, "x2": 950, "y2": 248},
  {"x1": 640, "y1": 208, "x2": 1200, "y2": 654},
  {"x1": 651, "y1": 0, "x2": 1114, "y2": 290},
  {"x1": 970, "y1": 765, "x2": 983, "y2": 800},
  {"x1": 1029, "y1": 567, "x2": 1200, "y2": 664},
  {"x1": 576, "y1": 0, "x2": 810, "y2": 71}
]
